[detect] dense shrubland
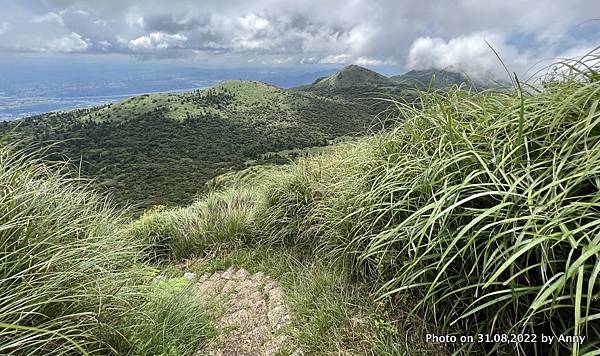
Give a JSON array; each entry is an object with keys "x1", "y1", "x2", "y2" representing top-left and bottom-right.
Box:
[{"x1": 0, "y1": 81, "x2": 373, "y2": 212}]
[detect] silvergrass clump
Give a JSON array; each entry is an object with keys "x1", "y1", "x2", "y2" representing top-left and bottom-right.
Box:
[
  {"x1": 0, "y1": 143, "x2": 142, "y2": 354},
  {"x1": 336, "y1": 56, "x2": 600, "y2": 354},
  {"x1": 128, "y1": 188, "x2": 259, "y2": 262},
  {"x1": 0, "y1": 144, "x2": 214, "y2": 355},
  {"x1": 253, "y1": 53, "x2": 600, "y2": 354}
]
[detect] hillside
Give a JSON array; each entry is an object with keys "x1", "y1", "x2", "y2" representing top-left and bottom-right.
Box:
[
  {"x1": 391, "y1": 68, "x2": 510, "y2": 90},
  {"x1": 131, "y1": 65, "x2": 600, "y2": 354},
  {"x1": 310, "y1": 64, "x2": 395, "y2": 89},
  {"x1": 391, "y1": 69, "x2": 469, "y2": 89},
  {"x1": 294, "y1": 64, "x2": 414, "y2": 115},
  {"x1": 1, "y1": 65, "x2": 508, "y2": 212},
  {"x1": 1, "y1": 80, "x2": 373, "y2": 211}
]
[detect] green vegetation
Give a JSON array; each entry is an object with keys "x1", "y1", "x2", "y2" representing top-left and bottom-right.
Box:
[
  {"x1": 123, "y1": 56, "x2": 600, "y2": 354},
  {"x1": 128, "y1": 189, "x2": 258, "y2": 262},
  {"x1": 0, "y1": 143, "x2": 212, "y2": 355},
  {"x1": 310, "y1": 64, "x2": 396, "y2": 89},
  {"x1": 3, "y1": 56, "x2": 598, "y2": 355},
  {"x1": 0, "y1": 80, "x2": 374, "y2": 212},
  {"x1": 0, "y1": 66, "x2": 485, "y2": 214},
  {"x1": 294, "y1": 65, "x2": 416, "y2": 116},
  {"x1": 390, "y1": 68, "x2": 509, "y2": 90},
  {"x1": 391, "y1": 69, "x2": 471, "y2": 89}
]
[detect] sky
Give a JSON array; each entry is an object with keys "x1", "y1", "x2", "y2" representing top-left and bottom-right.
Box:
[{"x1": 0, "y1": 0, "x2": 599, "y2": 80}]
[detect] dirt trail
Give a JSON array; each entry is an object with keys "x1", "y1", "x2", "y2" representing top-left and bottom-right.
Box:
[{"x1": 190, "y1": 266, "x2": 302, "y2": 356}]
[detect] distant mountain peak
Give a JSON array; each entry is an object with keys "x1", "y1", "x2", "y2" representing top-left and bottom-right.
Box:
[
  {"x1": 391, "y1": 68, "x2": 508, "y2": 90},
  {"x1": 313, "y1": 64, "x2": 394, "y2": 88},
  {"x1": 391, "y1": 69, "x2": 469, "y2": 89}
]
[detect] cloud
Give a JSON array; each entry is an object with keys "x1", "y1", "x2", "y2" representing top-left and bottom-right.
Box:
[
  {"x1": 32, "y1": 12, "x2": 65, "y2": 26},
  {"x1": 0, "y1": 22, "x2": 12, "y2": 35},
  {"x1": 319, "y1": 54, "x2": 351, "y2": 64},
  {"x1": 406, "y1": 33, "x2": 527, "y2": 79},
  {"x1": 406, "y1": 31, "x2": 600, "y2": 80},
  {"x1": 128, "y1": 32, "x2": 187, "y2": 51},
  {"x1": 355, "y1": 56, "x2": 395, "y2": 66},
  {"x1": 128, "y1": 32, "x2": 187, "y2": 50},
  {"x1": 0, "y1": 0, "x2": 598, "y2": 72},
  {"x1": 47, "y1": 32, "x2": 90, "y2": 52}
]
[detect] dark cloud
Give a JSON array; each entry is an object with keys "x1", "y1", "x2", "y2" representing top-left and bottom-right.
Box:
[{"x1": 0, "y1": 0, "x2": 598, "y2": 78}]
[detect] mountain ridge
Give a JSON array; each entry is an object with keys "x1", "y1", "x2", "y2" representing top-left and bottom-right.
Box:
[
  {"x1": 0, "y1": 77, "x2": 375, "y2": 210},
  {"x1": 0, "y1": 64, "x2": 501, "y2": 211}
]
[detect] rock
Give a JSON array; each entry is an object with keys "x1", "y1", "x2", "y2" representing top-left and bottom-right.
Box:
[
  {"x1": 221, "y1": 266, "x2": 237, "y2": 279},
  {"x1": 233, "y1": 267, "x2": 251, "y2": 280},
  {"x1": 251, "y1": 271, "x2": 265, "y2": 283},
  {"x1": 183, "y1": 272, "x2": 197, "y2": 281},
  {"x1": 198, "y1": 272, "x2": 211, "y2": 283}
]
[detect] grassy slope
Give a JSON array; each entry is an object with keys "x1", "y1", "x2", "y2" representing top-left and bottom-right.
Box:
[
  {"x1": 0, "y1": 80, "x2": 373, "y2": 212},
  {"x1": 390, "y1": 69, "x2": 470, "y2": 89},
  {"x1": 293, "y1": 65, "x2": 417, "y2": 118},
  {"x1": 0, "y1": 144, "x2": 213, "y2": 355},
  {"x1": 391, "y1": 69, "x2": 510, "y2": 90},
  {"x1": 133, "y1": 58, "x2": 600, "y2": 354},
  {"x1": 5, "y1": 57, "x2": 599, "y2": 355}
]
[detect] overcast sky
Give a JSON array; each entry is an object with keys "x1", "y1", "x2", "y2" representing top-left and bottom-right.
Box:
[{"x1": 1, "y1": 0, "x2": 598, "y2": 79}]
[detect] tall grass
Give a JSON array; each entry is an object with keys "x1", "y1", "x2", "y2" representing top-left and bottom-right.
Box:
[
  {"x1": 128, "y1": 188, "x2": 258, "y2": 262},
  {"x1": 123, "y1": 54, "x2": 599, "y2": 354},
  {"x1": 0, "y1": 144, "x2": 212, "y2": 354},
  {"x1": 0, "y1": 143, "x2": 141, "y2": 353},
  {"x1": 253, "y1": 54, "x2": 600, "y2": 354}
]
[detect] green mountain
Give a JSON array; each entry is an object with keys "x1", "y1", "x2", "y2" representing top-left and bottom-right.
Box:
[
  {"x1": 391, "y1": 69, "x2": 469, "y2": 89},
  {"x1": 311, "y1": 64, "x2": 395, "y2": 88},
  {"x1": 1, "y1": 65, "x2": 499, "y2": 212},
  {"x1": 1, "y1": 80, "x2": 373, "y2": 211},
  {"x1": 391, "y1": 69, "x2": 510, "y2": 90},
  {"x1": 294, "y1": 65, "x2": 413, "y2": 115}
]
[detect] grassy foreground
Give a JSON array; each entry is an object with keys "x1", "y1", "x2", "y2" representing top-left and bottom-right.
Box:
[
  {"x1": 2, "y1": 55, "x2": 599, "y2": 355},
  {"x1": 0, "y1": 144, "x2": 213, "y2": 355}
]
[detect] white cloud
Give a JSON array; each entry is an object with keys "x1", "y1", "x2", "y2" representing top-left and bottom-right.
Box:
[
  {"x1": 355, "y1": 56, "x2": 396, "y2": 66},
  {"x1": 319, "y1": 54, "x2": 351, "y2": 64},
  {"x1": 406, "y1": 32, "x2": 535, "y2": 80},
  {"x1": 47, "y1": 32, "x2": 90, "y2": 52},
  {"x1": 238, "y1": 13, "x2": 269, "y2": 32},
  {"x1": 32, "y1": 12, "x2": 64, "y2": 26},
  {"x1": 128, "y1": 32, "x2": 187, "y2": 50},
  {"x1": 0, "y1": 22, "x2": 12, "y2": 35}
]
